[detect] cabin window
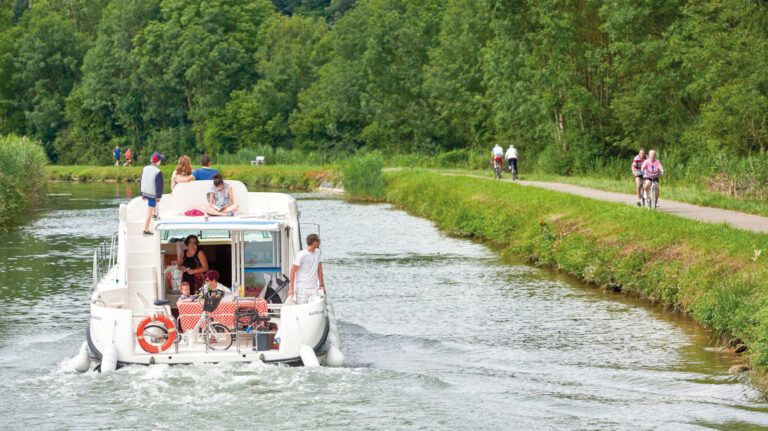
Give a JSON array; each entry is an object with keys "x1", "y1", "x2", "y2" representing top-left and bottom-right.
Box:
[{"x1": 242, "y1": 231, "x2": 281, "y2": 294}]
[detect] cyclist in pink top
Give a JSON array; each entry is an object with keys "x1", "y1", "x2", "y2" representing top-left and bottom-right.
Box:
[{"x1": 641, "y1": 150, "x2": 664, "y2": 202}]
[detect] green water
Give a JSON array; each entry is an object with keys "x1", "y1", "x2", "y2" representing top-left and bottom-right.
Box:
[{"x1": 0, "y1": 182, "x2": 766, "y2": 430}]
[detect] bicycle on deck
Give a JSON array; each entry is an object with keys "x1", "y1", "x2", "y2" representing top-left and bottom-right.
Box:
[{"x1": 142, "y1": 289, "x2": 233, "y2": 351}]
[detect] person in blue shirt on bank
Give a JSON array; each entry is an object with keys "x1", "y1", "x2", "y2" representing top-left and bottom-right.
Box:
[
  {"x1": 192, "y1": 155, "x2": 219, "y2": 180},
  {"x1": 113, "y1": 145, "x2": 121, "y2": 167}
]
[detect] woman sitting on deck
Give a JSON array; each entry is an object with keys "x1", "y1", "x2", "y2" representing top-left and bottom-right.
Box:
[
  {"x1": 171, "y1": 155, "x2": 195, "y2": 190},
  {"x1": 202, "y1": 174, "x2": 239, "y2": 216}
]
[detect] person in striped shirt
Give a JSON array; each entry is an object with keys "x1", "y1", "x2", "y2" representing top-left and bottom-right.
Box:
[{"x1": 631, "y1": 148, "x2": 646, "y2": 206}]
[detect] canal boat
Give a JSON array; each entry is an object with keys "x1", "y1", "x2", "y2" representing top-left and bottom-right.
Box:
[{"x1": 76, "y1": 180, "x2": 343, "y2": 371}]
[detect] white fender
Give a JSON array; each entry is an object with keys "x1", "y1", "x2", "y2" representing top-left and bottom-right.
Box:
[
  {"x1": 327, "y1": 331, "x2": 340, "y2": 349},
  {"x1": 101, "y1": 321, "x2": 118, "y2": 373},
  {"x1": 326, "y1": 345, "x2": 345, "y2": 367},
  {"x1": 69, "y1": 341, "x2": 91, "y2": 373},
  {"x1": 296, "y1": 316, "x2": 319, "y2": 367}
]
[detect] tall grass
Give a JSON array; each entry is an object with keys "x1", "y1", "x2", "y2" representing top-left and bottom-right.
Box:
[
  {"x1": 341, "y1": 153, "x2": 385, "y2": 200},
  {"x1": 0, "y1": 135, "x2": 48, "y2": 228},
  {"x1": 381, "y1": 170, "x2": 768, "y2": 369}
]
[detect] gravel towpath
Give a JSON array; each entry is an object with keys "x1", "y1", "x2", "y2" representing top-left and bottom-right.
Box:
[{"x1": 443, "y1": 173, "x2": 768, "y2": 234}]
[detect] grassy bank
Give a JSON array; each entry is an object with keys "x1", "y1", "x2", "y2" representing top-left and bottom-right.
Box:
[
  {"x1": 47, "y1": 165, "x2": 337, "y2": 190},
  {"x1": 381, "y1": 169, "x2": 768, "y2": 370},
  {"x1": 0, "y1": 135, "x2": 48, "y2": 229}
]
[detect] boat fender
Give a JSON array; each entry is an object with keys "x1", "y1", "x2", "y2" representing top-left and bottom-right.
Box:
[
  {"x1": 326, "y1": 346, "x2": 344, "y2": 367},
  {"x1": 327, "y1": 331, "x2": 341, "y2": 349},
  {"x1": 69, "y1": 341, "x2": 91, "y2": 373},
  {"x1": 136, "y1": 314, "x2": 176, "y2": 354},
  {"x1": 296, "y1": 316, "x2": 319, "y2": 367},
  {"x1": 101, "y1": 321, "x2": 118, "y2": 373}
]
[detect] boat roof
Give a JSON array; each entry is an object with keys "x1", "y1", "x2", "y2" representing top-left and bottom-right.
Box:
[{"x1": 154, "y1": 180, "x2": 297, "y2": 225}]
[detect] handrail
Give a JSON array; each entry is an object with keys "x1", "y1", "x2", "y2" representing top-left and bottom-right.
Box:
[{"x1": 93, "y1": 232, "x2": 119, "y2": 289}]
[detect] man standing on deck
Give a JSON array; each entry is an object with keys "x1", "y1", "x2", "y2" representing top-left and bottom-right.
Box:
[
  {"x1": 139, "y1": 152, "x2": 165, "y2": 235},
  {"x1": 113, "y1": 145, "x2": 121, "y2": 167},
  {"x1": 288, "y1": 234, "x2": 325, "y2": 305},
  {"x1": 192, "y1": 155, "x2": 219, "y2": 180}
]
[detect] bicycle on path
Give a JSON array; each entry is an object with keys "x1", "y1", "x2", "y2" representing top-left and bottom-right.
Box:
[
  {"x1": 642, "y1": 172, "x2": 664, "y2": 210},
  {"x1": 492, "y1": 156, "x2": 503, "y2": 180}
]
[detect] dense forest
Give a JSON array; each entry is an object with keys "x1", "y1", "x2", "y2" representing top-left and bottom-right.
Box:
[{"x1": 0, "y1": 0, "x2": 766, "y2": 173}]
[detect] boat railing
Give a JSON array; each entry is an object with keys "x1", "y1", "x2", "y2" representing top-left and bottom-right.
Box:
[{"x1": 92, "y1": 232, "x2": 118, "y2": 289}]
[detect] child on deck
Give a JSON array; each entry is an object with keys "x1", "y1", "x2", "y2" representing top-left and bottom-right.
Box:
[
  {"x1": 178, "y1": 281, "x2": 197, "y2": 301},
  {"x1": 202, "y1": 174, "x2": 239, "y2": 216}
]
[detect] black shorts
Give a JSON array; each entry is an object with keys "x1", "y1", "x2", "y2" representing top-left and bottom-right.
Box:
[
  {"x1": 644, "y1": 177, "x2": 659, "y2": 184},
  {"x1": 634, "y1": 172, "x2": 643, "y2": 178}
]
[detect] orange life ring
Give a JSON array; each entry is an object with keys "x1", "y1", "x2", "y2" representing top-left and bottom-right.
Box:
[{"x1": 136, "y1": 314, "x2": 176, "y2": 353}]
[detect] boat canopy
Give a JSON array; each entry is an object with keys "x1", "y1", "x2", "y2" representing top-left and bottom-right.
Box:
[{"x1": 155, "y1": 220, "x2": 281, "y2": 231}]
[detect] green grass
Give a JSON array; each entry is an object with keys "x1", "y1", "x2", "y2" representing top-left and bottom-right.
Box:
[
  {"x1": 47, "y1": 164, "x2": 338, "y2": 190},
  {"x1": 380, "y1": 169, "x2": 768, "y2": 369},
  {"x1": 0, "y1": 135, "x2": 48, "y2": 229},
  {"x1": 341, "y1": 154, "x2": 385, "y2": 200}
]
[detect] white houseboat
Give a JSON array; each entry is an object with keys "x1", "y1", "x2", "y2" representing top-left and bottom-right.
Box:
[{"x1": 74, "y1": 180, "x2": 343, "y2": 371}]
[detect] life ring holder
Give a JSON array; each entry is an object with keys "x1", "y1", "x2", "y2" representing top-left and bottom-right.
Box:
[{"x1": 136, "y1": 314, "x2": 176, "y2": 353}]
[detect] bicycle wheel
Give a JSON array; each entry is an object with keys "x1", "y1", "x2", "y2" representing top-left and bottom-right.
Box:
[
  {"x1": 142, "y1": 323, "x2": 170, "y2": 346},
  {"x1": 651, "y1": 183, "x2": 659, "y2": 210},
  {"x1": 206, "y1": 323, "x2": 233, "y2": 350}
]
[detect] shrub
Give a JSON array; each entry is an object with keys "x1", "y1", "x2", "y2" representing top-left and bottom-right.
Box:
[
  {"x1": 0, "y1": 135, "x2": 48, "y2": 228},
  {"x1": 341, "y1": 153, "x2": 385, "y2": 200}
]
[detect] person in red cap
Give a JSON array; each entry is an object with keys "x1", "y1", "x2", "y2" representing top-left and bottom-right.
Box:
[{"x1": 139, "y1": 152, "x2": 165, "y2": 235}]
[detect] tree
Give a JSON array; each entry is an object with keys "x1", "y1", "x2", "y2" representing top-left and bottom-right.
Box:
[
  {"x1": 209, "y1": 14, "x2": 328, "y2": 152},
  {"x1": 14, "y1": 8, "x2": 86, "y2": 161}
]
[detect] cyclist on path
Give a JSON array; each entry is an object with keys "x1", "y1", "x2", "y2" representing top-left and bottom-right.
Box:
[
  {"x1": 631, "y1": 148, "x2": 646, "y2": 206},
  {"x1": 505, "y1": 144, "x2": 518, "y2": 180},
  {"x1": 492, "y1": 144, "x2": 504, "y2": 177},
  {"x1": 641, "y1": 150, "x2": 664, "y2": 206}
]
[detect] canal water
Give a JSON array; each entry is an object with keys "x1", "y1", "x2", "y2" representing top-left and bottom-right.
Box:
[{"x1": 1, "y1": 182, "x2": 767, "y2": 430}]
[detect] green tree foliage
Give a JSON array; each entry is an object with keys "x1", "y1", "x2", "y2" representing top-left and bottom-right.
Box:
[
  {"x1": 207, "y1": 14, "x2": 328, "y2": 153},
  {"x1": 1, "y1": 0, "x2": 767, "y2": 173},
  {"x1": 14, "y1": 8, "x2": 86, "y2": 161}
]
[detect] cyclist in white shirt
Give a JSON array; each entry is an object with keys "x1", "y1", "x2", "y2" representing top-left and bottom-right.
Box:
[
  {"x1": 505, "y1": 145, "x2": 518, "y2": 179},
  {"x1": 492, "y1": 144, "x2": 504, "y2": 172}
]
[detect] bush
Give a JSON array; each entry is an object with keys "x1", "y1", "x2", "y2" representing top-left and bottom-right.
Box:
[
  {"x1": 0, "y1": 135, "x2": 48, "y2": 228},
  {"x1": 341, "y1": 153, "x2": 385, "y2": 200}
]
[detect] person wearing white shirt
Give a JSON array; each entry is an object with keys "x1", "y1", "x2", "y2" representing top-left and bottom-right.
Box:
[
  {"x1": 288, "y1": 234, "x2": 325, "y2": 304},
  {"x1": 505, "y1": 145, "x2": 518, "y2": 179}
]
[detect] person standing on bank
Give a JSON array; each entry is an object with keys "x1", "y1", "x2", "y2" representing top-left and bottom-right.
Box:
[
  {"x1": 124, "y1": 148, "x2": 132, "y2": 167},
  {"x1": 113, "y1": 145, "x2": 121, "y2": 167},
  {"x1": 288, "y1": 234, "x2": 325, "y2": 305},
  {"x1": 192, "y1": 154, "x2": 219, "y2": 180},
  {"x1": 139, "y1": 152, "x2": 165, "y2": 235},
  {"x1": 505, "y1": 144, "x2": 518, "y2": 180}
]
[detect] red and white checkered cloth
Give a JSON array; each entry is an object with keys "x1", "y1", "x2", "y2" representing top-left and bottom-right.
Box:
[{"x1": 178, "y1": 298, "x2": 268, "y2": 331}]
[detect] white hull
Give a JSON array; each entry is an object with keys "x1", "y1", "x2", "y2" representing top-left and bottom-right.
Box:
[{"x1": 83, "y1": 182, "x2": 337, "y2": 369}]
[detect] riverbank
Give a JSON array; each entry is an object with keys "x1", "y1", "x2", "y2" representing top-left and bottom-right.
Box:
[
  {"x1": 380, "y1": 169, "x2": 768, "y2": 377},
  {"x1": 0, "y1": 135, "x2": 47, "y2": 230},
  {"x1": 441, "y1": 168, "x2": 768, "y2": 218},
  {"x1": 47, "y1": 165, "x2": 337, "y2": 190}
]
